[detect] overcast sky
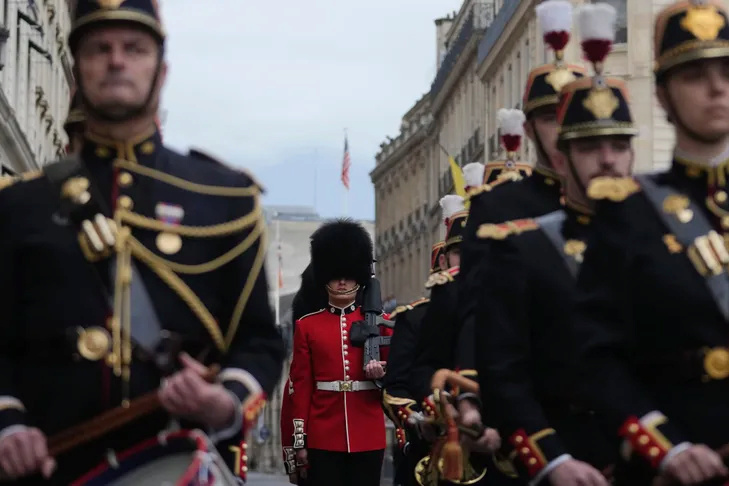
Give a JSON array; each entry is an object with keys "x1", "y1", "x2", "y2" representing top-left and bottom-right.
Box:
[{"x1": 158, "y1": 1, "x2": 462, "y2": 220}]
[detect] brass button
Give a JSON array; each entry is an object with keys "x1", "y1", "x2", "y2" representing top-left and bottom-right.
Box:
[
  {"x1": 722, "y1": 216, "x2": 729, "y2": 230},
  {"x1": 140, "y1": 141, "x2": 155, "y2": 154},
  {"x1": 648, "y1": 446, "x2": 660, "y2": 457},
  {"x1": 117, "y1": 195, "x2": 133, "y2": 210},
  {"x1": 118, "y1": 172, "x2": 133, "y2": 187},
  {"x1": 638, "y1": 434, "x2": 650, "y2": 445},
  {"x1": 545, "y1": 178, "x2": 555, "y2": 186},
  {"x1": 716, "y1": 190, "x2": 728, "y2": 204},
  {"x1": 95, "y1": 146, "x2": 111, "y2": 158},
  {"x1": 527, "y1": 458, "x2": 537, "y2": 466}
]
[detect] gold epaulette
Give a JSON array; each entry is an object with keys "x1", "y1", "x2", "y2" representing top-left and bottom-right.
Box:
[
  {"x1": 424, "y1": 270, "x2": 455, "y2": 289},
  {"x1": 587, "y1": 176, "x2": 641, "y2": 202},
  {"x1": 389, "y1": 297, "x2": 430, "y2": 319},
  {"x1": 0, "y1": 170, "x2": 42, "y2": 192},
  {"x1": 466, "y1": 184, "x2": 492, "y2": 200},
  {"x1": 495, "y1": 170, "x2": 525, "y2": 184},
  {"x1": 389, "y1": 305, "x2": 409, "y2": 319},
  {"x1": 476, "y1": 218, "x2": 538, "y2": 240}
]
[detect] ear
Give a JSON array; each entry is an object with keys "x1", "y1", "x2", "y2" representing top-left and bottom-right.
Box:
[{"x1": 551, "y1": 148, "x2": 569, "y2": 178}]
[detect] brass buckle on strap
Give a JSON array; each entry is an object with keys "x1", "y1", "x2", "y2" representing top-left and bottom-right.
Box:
[{"x1": 338, "y1": 380, "x2": 353, "y2": 392}]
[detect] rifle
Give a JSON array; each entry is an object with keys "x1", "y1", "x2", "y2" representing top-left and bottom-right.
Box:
[{"x1": 350, "y1": 265, "x2": 392, "y2": 387}]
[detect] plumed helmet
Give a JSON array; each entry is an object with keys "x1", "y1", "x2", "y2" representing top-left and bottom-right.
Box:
[
  {"x1": 291, "y1": 263, "x2": 328, "y2": 322},
  {"x1": 310, "y1": 218, "x2": 373, "y2": 288}
]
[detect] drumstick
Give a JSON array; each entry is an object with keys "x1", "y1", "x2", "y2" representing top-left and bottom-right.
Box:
[{"x1": 47, "y1": 364, "x2": 220, "y2": 457}]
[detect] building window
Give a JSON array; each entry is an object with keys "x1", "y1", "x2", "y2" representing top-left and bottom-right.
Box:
[{"x1": 591, "y1": 0, "x2": 627, "y2": 44}]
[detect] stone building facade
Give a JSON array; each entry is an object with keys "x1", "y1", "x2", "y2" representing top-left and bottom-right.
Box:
[
  {"x1": 372, "y1": 0, "x2": 724, "y2": 303},
  {"x1": 0, "y1": 0, "x2": 74, "y2": 175}
]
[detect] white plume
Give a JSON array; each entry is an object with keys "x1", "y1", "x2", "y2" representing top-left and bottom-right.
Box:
[
  {"x1": 578, "y1": 2, "x2": 617, "y2": 42},
  {"x1": 536, "y1": 0, "x2": 573, "y2": 35},
  {"x1": 462, "y1": 162, "x2": 485, "y2": 188},
  {"x1": 497, "y1": 109, "x2": 526, "y2": 136},
  {"x1": 439, "y1": 194, "x2": 465, "y2": 221}
]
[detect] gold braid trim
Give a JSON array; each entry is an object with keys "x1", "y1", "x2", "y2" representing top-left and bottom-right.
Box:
[
  {"x1": 129, "y1": 237, "x2": 227, "y2": 352},
  {"x1": 114, "y1": 159, "x2": 260, "y2": 197},
  {"x1": 117, "y1": 204, "x2": 261, "y2": 237},
  {"x1": 226, "y1": 214, "x2": 268, "y2": 349},
  {"x1": 126, "y1": 221, "x2": 262, "y2": 274}
]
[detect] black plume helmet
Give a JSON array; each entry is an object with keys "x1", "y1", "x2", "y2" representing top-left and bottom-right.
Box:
[{"x1": 310, "y1": 218, "x2": 373, "y2": 289}]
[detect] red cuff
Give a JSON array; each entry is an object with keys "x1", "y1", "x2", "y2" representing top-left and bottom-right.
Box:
[
  {"x1": 508, "y1": 428, "x2": 554, "y2": 477},
  {"x1": 619, "y1": 416, "x2": 671, "y2": 468}
]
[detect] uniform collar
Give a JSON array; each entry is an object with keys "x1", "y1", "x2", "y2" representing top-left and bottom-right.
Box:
[
  {"x1": 533, "y1": 165, "x2": 561, "y2": 188},
  {"x1": 328, "y1": 303, "x2": 358, "y2": 314},
  {"x1": 83, "y1": 127, "x2": 161, "y2": 164},
  {"x1": 672, "y1": 149, "x2": 729, "y2": 188},
  {"x1": 564, "y1": 198, "x2": 593, "y2": 227}
]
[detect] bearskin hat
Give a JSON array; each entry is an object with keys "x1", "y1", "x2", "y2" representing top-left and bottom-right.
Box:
[
  {"x1": 310, "y1": 218, "x2": 373, "y2": 288},
  {"x1": 291, "y1": 263, "x2": 328, "y2": 322}
]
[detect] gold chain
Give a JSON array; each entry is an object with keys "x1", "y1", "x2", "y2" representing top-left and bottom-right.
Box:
[
  {"x1": 129, "y1": 238, "x2": 228, "y2": 352},
  {"x1": 117, "y1": 203, "x2": 260, "y2": 238},
  {"x1": 127, "y1": 221, "x2": 262, "y2": 275},
  {"x1": 226, "y1": 221, "x2": 267, "y2": 349},
  {"x1": 114, "y1": 159, "x2": 260, "y2": 197}
]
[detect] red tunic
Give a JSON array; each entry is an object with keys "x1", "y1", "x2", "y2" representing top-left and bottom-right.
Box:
[{"x1": 289, "y1": 304, "x2": 392, "y2": 453}]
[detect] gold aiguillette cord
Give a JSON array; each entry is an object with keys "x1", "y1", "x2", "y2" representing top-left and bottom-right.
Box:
[{"x1": 113, "y1": 224, "x2": 134, "y2": 408}]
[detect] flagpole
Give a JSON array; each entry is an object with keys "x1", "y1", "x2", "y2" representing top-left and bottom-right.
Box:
[
  {"x1": 274, "y1": 212, "x2": 281, "y2": 326},
  {"x1": 343, "y1": 128, "x2": 349, "y2": 217},
  {"x1": 313, "y1": 148, "x2": 318, "y2": 211}
]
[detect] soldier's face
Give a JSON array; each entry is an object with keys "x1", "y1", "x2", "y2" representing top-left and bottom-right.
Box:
[
  {"x1": 565, "y1": 136, "x2": 634, "y2": 187},
  {"x1": 327, "y1": 278, "x2": 357, "y2": 293},
  {"x1": 76, "y1": 26, "x2": 167, "y2": 120},
  {"x1": 525, "y1": 108, "x2": 560, "y2": 166},
  {"x1": 446, "y1": 248, "x2": 460, "y2": 268},
  {"x1": 659, "y1": 58, "x2": 729, "y2": 142}
]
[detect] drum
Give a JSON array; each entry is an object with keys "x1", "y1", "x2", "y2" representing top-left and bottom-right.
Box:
[{"x1": 71, "y1": 429, "x2": 241, "y2": 486}]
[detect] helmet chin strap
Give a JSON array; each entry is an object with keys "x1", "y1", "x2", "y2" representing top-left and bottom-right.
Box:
[
  {"x1": 530, "y1": 119, "x2": 559, "y2": 176},
  {"x1": 77, "y1": 48, "x2": 164, "y2": 125},
  {"x1": 565, "y1": 151, "x2": 588, "y2": 197}
]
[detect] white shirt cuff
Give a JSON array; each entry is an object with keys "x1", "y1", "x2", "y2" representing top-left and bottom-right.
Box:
[
  {"x1": 207, "y1": 390, "x2": 243, "y2": 443},
  {"x1": 0, "y1": 425, "x2": 29, "y2": 443},
  {"x1": 530, "y1": 453, "x2": 573, "y2": 486},
  {"x1": 659, "y1": 442, "x2": 692, "y2": 472}
]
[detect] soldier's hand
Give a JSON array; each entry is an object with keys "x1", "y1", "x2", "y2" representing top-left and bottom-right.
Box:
[
  {"x1": 0, "y1": 427, "x2": 56, "y2": 480},
  {"x1": 548, "y1": 458, "x2": 609, "y2": 486},
  {"x1": 158, "y1": 353, "x2": 236, "y2": 430},
  {"x1": 295, "y1": 449, "x2": 308, "y2": 479},
  {"x1": 364, "y1": 360, "x2": 386, "y2": 379},
  {"x1": 659, "y1": 444, "x2": 728, "y2": 485}
]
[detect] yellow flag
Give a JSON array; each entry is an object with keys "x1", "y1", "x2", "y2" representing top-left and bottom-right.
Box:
[{"x1": 448, "y1": 155, "x2": 466, "y2": 198}]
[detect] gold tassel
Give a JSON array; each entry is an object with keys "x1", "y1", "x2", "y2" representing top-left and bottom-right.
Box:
[{"x1": 440, "y1": 417, "x2": 463, "y2": 481}]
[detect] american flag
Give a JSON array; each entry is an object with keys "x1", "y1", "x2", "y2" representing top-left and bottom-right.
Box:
[{"x1": 341, "y1": 136, "x2": 351, "y2": 190}]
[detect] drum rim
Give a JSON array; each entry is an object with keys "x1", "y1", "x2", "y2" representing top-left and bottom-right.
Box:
[{"x1": 70, "y1": 429, "x2": 209, "y2": 486}]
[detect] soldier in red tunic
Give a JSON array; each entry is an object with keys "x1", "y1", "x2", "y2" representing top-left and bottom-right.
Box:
[{"x1": 289, "y1": 219, "x2": 392, "y2": 486}]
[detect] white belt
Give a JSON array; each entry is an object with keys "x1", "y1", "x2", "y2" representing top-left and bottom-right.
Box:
[{"x1": 315, "y1": 380, "x2": 378, "y2": 392}]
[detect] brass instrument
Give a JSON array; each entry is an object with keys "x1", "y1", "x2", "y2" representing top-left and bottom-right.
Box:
[{"x1": 413, "y1": 370, "x2": 493, "y2": 485}]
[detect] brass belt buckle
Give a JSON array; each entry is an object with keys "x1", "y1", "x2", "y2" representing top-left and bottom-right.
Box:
[
  {"x1": 703, "y1": 347, "x2": 729, "y2": 380},
  {"x1": 339, "y1": 380, "x2": 353, "y2": 392}
]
